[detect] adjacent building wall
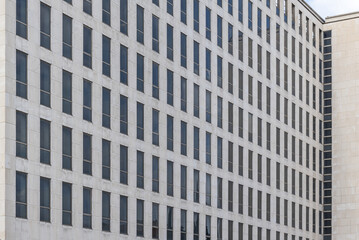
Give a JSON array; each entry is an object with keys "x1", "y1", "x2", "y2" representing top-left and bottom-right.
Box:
[{"x1": 325, "y1": 12, "x2": 359, "y2": 240}]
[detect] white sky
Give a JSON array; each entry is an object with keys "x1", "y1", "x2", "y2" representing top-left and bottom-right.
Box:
[{"x1": 306, "y1": 0, "x2": 359, "y2": 18}]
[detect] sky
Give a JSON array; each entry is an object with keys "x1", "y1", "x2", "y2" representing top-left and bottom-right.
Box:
[{"x1": 305, "y1": 0, "x2": 359, "y2": 18}]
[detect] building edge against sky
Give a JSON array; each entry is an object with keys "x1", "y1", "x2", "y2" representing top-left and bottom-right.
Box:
[{"x1": 0, "y1": 0, "x2": 357, "y2": 239}]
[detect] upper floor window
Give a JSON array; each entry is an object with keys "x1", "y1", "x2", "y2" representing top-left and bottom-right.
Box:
[
  {"x1": 16, "y1": 0, "x2": 27, "y2": 39},
  {"x1": 102, "y1": 0, "x2": 111, "y2": 26},
  {"x1": 62, "y1": 14, "x2": 72, "y2": 59},
  {"x1": 248, "y1": 1, "x2": 253, "y2": 30},
  {"x1": 181, "y1": 0, "x2": 187, "y2": 24},
  {"x1": 40, "y1": 3, "x2": 51, "y2": 49},
  {"x1": 120, "y1": 0, "x2": 128, "y2": 35}
]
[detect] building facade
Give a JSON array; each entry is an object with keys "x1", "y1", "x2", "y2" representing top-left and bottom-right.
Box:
[
  {"x1": 323, "y1": 12, "x2": 359, "y2": 240},
  {"x1": 0, "y1": 0, "x2": 330, "y2": 239}
]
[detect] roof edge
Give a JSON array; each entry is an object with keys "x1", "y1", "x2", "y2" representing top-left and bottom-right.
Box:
[
  {"x1": 298, "y1": 0, "x2": 325, "y2": 24},
  {"x1": 325, "y1": 11, "x2": 359, "y2": 23}
]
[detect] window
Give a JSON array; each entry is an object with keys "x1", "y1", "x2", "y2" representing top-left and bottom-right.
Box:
[
  {"x1": 120, "y1": 45, "x2": 128, "y2": 84},
  {"x1": 238, "y1": 0, "x2": 243, "y2": 22},
  {"x1": 167, "y1": 161, "x2": 173, "y2": 196},
  {"x1": 167, "y1": 115, "x2": 174, "y2": 151},
  {"x1": 167, "y1": 70, "x2": 174, "y2": 106},
  {"x1": 228, "y1": 181, "x2": 233, "y2": 211},
  {"x1": 217, "y1": 177, "x2": 223, "y2": 208},
  {"x1": 152, "y1": 203, "x2": 159, "y2": 239},
  {"x1": 239, "y1": 69, "x2": 244, "y2": 99},
  {"x1": 194, "y1": 41, "x2": 200, "y2": 75},
  {"x1": 152, "y1": 15, "x2": 159, "y2": 52},
  {"x1": 228, "y1": 103, "x2": 233, "y2": 133},
  {"x1": 228, "y1": 142, "x2": 233, "y2": 172},
  {"x1": 137, "y1": 5, "x2": 144, "y2": 44},
  {"x1": 266, "y1": 193, "x2": 271, "y2": 221},
  {"x1": 119, "y1": 195, "x2": 127, "y2": 234},
  {"x1": 62, "y1": 126, "x2": 72, "y2": 170},
  {"x1": 217, "y1": 56, "x2": 223, "y2": 87},
  {"x1": 206, "y1": 90, "x2": 211, "y2": 123},
  {"x1": 239, "y1": 107, "x2": 243, "y2": 138},
  {"x1": 83, "y1": 133, "x2": 92, "y2": 175},
  {"x1": 137, "y1": 54, "x2": 144, "y2": 92},
  {"x1": 102, "y1": 139, "x2": 111, "y2": 180},
  {"x1": 39, "y1": 61, "x2": 51, "y2": 108},
  {"x1": 40, "y1": 119, "x2": 50, "y2": 165},
  {"x1": 167, "y1": 24, "x2": 173, "y2": 61},
  {"x1": 205, "y1": 49, "x2": 211, "y2": 80},
  {"x1": 136, "y1": 200, "x2": 144, "y2": 237},
  {"x1": 248, "y1": 1, "x2": 253, "y2": 30},
  {"x1": 120, "y1": 95, "x2": 128, "y2": 134},
  {"x1": 137, "y1": 151, "x2": 144, "y2": 189},
  {"x1": 248, "y1": 38, "x2": 253, "y2": 68},
  {"x1": 181, "y1": 165, "x2": 187, "y2": 199},
  {"x1": 258, "y1": 154, "x2": 262, "y2": 182},
  {"x1": 206, "y1": 215, "x2": 211, "y2": 239},
  {"x1": 181, "y1": 33, "x2": 187, "y2": 68},
  {"x1": 16, "y1": 50, "x2": 27, "y2": 99},
  {"x1": 181, "y1": 77, "x2": 187, "y2": 112},
  {"x1": 102, "y1": 35, "x2": 111, "y2": 77},
  {"x1": 206, "y1": 173, "x2": 211, "y2": 206},
  {"x1": 167, "y1": 207, "x2": 173, "y2": 239},
  {"x1": 194, "y1": 126, "x2": 200, "y2": 160},
  {"x1": 102, "y1": 192, "x2": 111, "y2": 232},
  {"x1": 266, "y1": 15, "x2": 271, "y2": 43},
  {"x1": 83, "y1": 0, "x2": 92, "y2": 15},
  {"x1": 228, "y1": 220, "x2": 234, "y2": 240},
  {"x1": 181, "y1": 121, "x2": 187, "y2": 155},
  {"x1": 181, "y1": 210, "x2": 187, "y2": 239},
  {"x1": 120, "y1": 145, "x2": 128, "y2": 184},
  {"x1": 206, "y1": 7, "x2": 211, "y2": 40},
  {"x1": 153, "y1": 0, "x2": 159, "y2": 6},
  {"x1": 120, "y1": 0, "x2": 128, "y2": 34},
  {"x1": 137, "y1": 102, "x2": 144, "y2": 140},
  {"x1": 40, "y1": 3, "x2": 51, "y2": 49},
  {"x1": 228, "y1": 24, "x2": 233, "y2": 54},
  {"x1": 194, "y1": 0, "x2": 199, "y2": 32},
  {"x1": 217, "y1": 97, "x2": 223, "y2": 128},
  {"x1": 194, "y1": 212, "x2": 199, "y2": 240},
  {"x1": 83, "y1": 187, "x2": 92, "y2": 228},
  {"x1": 16, "y1": 171, "x2": 27, "y2": 219},
  {"x1": 194, "y1": 84, "x2": 200, "y2": 117},
  {"x1": 152, "y1": 156, "x2": 159, "y2": 192},
  {"x1": 238, "y1": 184, "x2": 243, "y2": 214},
  {"x1": 248, "y1": 150, "x2": 253, "y2": 179},
  {"x1": 181, "y1": 0, "x2": 187, "y2": 24},
  {"x1": 248, "y1": 113, "x2": 253, "y2": 142},
  {"x1": 257, "y1": 8, "x2": 262, "y2": 37},
  {"x1": 62, "y1": 70, "x2": 72, "y2": 115},
  {"x1": 228, "y1": 63, "x2": 234, "y2": 94},
  {"x1": 102, "y1": 88, "x2": 111, "y2": 129},
  {"x1": 83, "y1": 25, "x2": 92, "y2": 68},
  {"x1": 194, "y1": 170, "x2": 200, "y2": 203},
  {"x1": 152, "y1": 62, "x2": 160, "y2": 99},
  {"x1": 217, "y1": 16, "x2": 222, "y2": 47},
  {"x1": 62, "y1": 14, "x2": 72, "y2": 59},
  {"x1": 152, "y1": 109, "x2": 159, "y2": 146},
  {"x1": 16, "y1": 111, "x2": 27, "y2": 159},
  {"x1": 102, "y1": 0, "x2": 111, "y2": 25},
  {"x1": 238, "y1": 31, "x2": 243, "y2": 61},
  {"x1": 257, "y1": 45, "x2": 262, "y2": 74},
  {"x1": 62, "y1": 182, "x2": 72, "y2": 226},
  {"x1": 83, "y1": 79, "x2": 92, "y2": 122},
  {"x1": 206, "y1": 132, "x2": 211, "y2": 164},
  {"x1": 217, "y1": 137, "x2": 223, "y2": 168},
  {"x1": 167, "y1": 0, "x2": 173, "y2": 15},
  {"x1": 257, "y1": 191, "x2": 262, "y2": 219},
  {"x1": 16, "y1": 0, "x2": 27, "y2": 38}
]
